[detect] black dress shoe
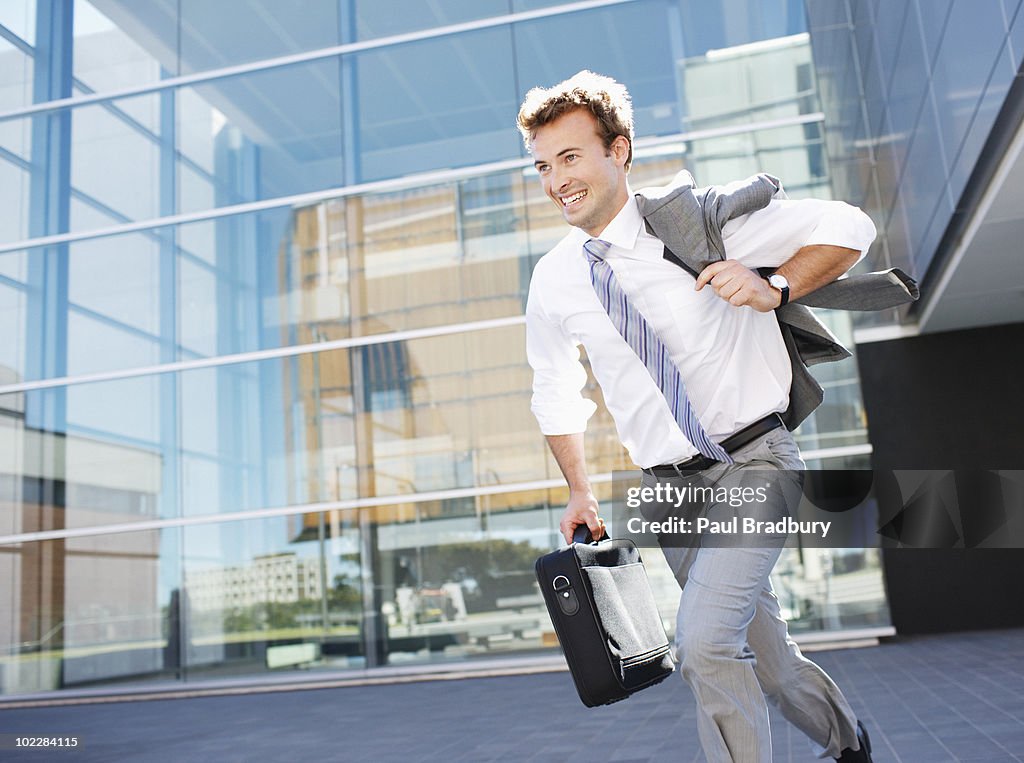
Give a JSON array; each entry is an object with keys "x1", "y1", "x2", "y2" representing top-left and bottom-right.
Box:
[{"x1": 835, "y1": 720, "x2": 873, "y2": 762}]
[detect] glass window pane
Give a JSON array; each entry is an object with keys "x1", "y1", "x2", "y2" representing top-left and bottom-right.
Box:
[
  {"x1": 355, "y1": 28, "x2": 520, "y2": 181},
  {"x1": 5, "y1": 322, "x2": 545, "y2": 531},
  {"x1": 0, "y1": 36, "x2": 33, "y2": 112},
  {"x1": 70, "y1": 93, "x2": 164, "y2": 229},
  {"x1": 372, "y1": 498, "x2": 552, "y2": 665},
  {"x1": 353, "y1": 326, "x2": 537, "y2": 497},
  {"x1": 14, "y1": 169, "x2": 535, "y2": 383},
  {"x1": 685, "y1": 122, "x2": 830, "y2": 198},
  {"x1": 681, "y1": 34, "x2": 817, "y2": 131},
  {"x1": 3, "y1": 59, "x2": 347, "y2": 239},
  {"x1": 73, "y1": 0, "x2": 169, "y2": 93},
  {"x1": 773, "y1": 546, "x2": 890, "y2": 633},
  {"x1": 177, "y1": 60, "x2": 344, "y2": 213},
  {"x1": 0, "y1": 531, "x2": 177, "y2": 695},
  {"x1": 179, "y1": 0, "x2": 339, "y2": 73},
  {"x1": 68, "y1": 232, "x2": 160, "y2": 336},
  {"x1": 66, "y1": 311, "x2": 161, "y2": 377},
  {"x1": 0, "y1": 161, "x2": 29, "y2": 244},
  {"x1": 677, "y1": 0, "x2": 807, "y2": 52},
  {"x1": 183, "y1": 511, "x2": 365, "y2": 677},
  {"x1": 0, "y1": 39, "x2": 32, "y2": 168},
  {"x1": 353, "y1": 0, "x2": 508, "y2": 40},
  {"x1": 351, "y1": 175, "x2": 529, "y2": 335},
  {"x1": 513, "y1": 0, "x2": 681, "y2": 140},
  {"x1": 0, "y1": 281, "x2": 26, "y2": 382},
  {"x1": 511, "y1": 0, "x2": 582, "y2": 10},
  {"x1": 370, "y1": 482, "x2": 674, "y2": 666},
  {"x1": 0, "y1": 0, "x2": 36, "y2": 47}
]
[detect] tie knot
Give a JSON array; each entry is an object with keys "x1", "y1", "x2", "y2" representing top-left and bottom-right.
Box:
[{"x1": 583, "y1": 238, "x2": 611, "y2": 263}]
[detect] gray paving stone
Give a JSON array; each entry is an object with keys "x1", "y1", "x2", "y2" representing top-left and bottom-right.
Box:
[{"x1": 2, "y1": 629, "x2": 1024, "y2": 761}]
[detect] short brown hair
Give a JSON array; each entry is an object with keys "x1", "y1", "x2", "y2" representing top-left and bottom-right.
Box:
[{"x1": 517, "y1": 70, "x2": 634, "y2": 171}]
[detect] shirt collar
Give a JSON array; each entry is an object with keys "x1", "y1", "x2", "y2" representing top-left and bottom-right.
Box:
[{"x1": 568, "y1": 192, "x2": 655, "y2": 260}]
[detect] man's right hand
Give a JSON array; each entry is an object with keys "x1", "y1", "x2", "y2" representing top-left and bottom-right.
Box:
[{"x1": 559, "y1": 490, "x2": 605, "y2": 545}]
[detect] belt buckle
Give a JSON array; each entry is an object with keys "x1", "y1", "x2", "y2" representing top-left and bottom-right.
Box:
[{"x1": 670, "y1": 455, "x2": 705, "y2": 477}]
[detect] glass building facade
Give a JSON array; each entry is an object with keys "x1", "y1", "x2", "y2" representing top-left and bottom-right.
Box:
[
  {"x1": 808, "y1": 0, "x2": 1024, "y2": 330},
  {"x1": 1, "y1": 0, "x2": 891, "y2": 696}
]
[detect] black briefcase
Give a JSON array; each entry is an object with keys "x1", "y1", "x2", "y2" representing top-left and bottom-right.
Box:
[{"x1": 535, "y1": 526, "x2": 675, "y2": 707}]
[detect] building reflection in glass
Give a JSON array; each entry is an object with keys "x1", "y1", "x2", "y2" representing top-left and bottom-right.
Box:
[{"x1": 0, "y1": 1, "x2": 891, "y2": 696}]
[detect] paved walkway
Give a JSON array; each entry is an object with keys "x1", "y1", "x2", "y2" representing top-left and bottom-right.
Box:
[{"x1": 1, "y1": 629, "x2": 1023, "y2": 762}]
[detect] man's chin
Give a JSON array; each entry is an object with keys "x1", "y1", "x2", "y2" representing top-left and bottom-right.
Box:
[{"x1": 562, "y1": 206, "x2": 588, "y2": 229}]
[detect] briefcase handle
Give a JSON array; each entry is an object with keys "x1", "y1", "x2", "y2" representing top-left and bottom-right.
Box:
[{"x1": 573, "y1": 524, "x2": 609, "y2": 544}]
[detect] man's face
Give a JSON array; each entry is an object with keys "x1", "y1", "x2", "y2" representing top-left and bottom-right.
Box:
[{"x1": 530, "y1": 109, "x2": 630, "y2": 237}]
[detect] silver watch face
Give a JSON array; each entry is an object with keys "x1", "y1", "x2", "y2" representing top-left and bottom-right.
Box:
[{"x1": 768, "y1": 274, "x2": 789, "y2": 290}]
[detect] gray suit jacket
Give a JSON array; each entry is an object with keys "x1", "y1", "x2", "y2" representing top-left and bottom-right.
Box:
[{"x1": 635, "y1": 170, "x2": 919, "y2": 429}]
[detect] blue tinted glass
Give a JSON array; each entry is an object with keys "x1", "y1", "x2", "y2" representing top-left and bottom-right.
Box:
[
  {"x1": 179, "y1": 60, "x2": 344, "y2": 211},
  {"x1": 0, "y1": 162, "x2": 29, "y2": 244},
  {"x1": 34, "y1": 58, "x2": 345, "y2": 235},
  {"x1": 183, "y1": 512, "x2": 366, "y2": 671},
  {"x1": 514, "y1": 0, "x2": 680, "y2": 139},
  {"x1": 0, "y1": 279, "x2": 26, "y2": 381},
  {"x1": 679, "y1": 0, "x2": 807, "y2": 53},
  {"x1": 0, "y1": 37, "x2": 33, "y2": 112},
  {"x1": 355, "y1": 27, "x2": 519, "y2": 180},
  {"x1": 180, "y1": 0, "x2": 340, "y2": 72},
  {"x1": 73, "y1": 0, "x2": 170, "y2": 93},
  {"x1": 68, "y1": 0, "x2": 346, "y2": 97},
  {"x1": 931, "y1": 0, "x2": 1009, "y2": 190},
  {"x1": 68, "y1": 233, "x2": 161, "y2": 362},
  {"x1": 11, "y1": 169, "x2": 535, "y2": 382},
  {"x1": 511, "y1": 0, "x2": 570, "y2": 10},
  {"x1": 0, "y1": 0, "x2": 36, "y2": 47},
  {"x1": 353, "y1": 0, "x2": 509, "y2": 40},
  {"x1": 70, "y1": 94, "x2": 165, "y2": 230},
  {"x1": 67, "y1": 372, "x2": 162, "y2": 443}
]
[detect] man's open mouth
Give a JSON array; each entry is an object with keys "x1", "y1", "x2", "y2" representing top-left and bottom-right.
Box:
[{"x1": 562, "y1": 190, "x2": 587, "y2": 206}]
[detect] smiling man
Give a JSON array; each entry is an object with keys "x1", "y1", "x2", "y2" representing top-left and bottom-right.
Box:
[{"x1": 516, "y1": 71, "x2": 903, "y2": 763}]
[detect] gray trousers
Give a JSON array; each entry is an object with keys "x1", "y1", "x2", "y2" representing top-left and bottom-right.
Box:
[{"x1": 641, "y1": 428, "x2": 860, "y2": 761}]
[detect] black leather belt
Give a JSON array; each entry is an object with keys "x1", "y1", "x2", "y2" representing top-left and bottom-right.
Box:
[{"x1": 641, "y1": 413, "x2": 784, "y2": 477}]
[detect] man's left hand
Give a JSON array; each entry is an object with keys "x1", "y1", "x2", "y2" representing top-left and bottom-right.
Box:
[{"x1": 695, "y1": 260, "x2": 781, "y2": 312}]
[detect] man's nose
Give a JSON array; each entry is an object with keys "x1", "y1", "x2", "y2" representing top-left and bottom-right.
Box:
[{"x1": 550, "y1": 166, "x2": 570, "y2": 192}]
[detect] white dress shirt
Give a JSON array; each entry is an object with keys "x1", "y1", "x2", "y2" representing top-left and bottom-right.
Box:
[{"x1": 525, "y1": 185, "x2": 877, "y2": 469}]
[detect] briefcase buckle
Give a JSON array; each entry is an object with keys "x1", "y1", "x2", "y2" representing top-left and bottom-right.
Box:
[{"x1": 551, "y1": 575, "x2": 579, "y2": 615}]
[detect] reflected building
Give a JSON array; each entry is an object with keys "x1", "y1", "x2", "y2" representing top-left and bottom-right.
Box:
[
  {"x1": 185, "y1": 553, "x2": 324, "y2": 612},
  {"x1": 0, "y1": 0, "x2": 918, "y2": 697}
]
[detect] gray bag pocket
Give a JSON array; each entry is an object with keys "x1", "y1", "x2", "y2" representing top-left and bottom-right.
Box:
[{"x1": 582, "y1": 563, "x2": 673, "y2": 688}]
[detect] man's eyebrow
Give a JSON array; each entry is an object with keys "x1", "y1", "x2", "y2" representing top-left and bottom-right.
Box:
[{"x1": 534, "y1": 147, "x2": 583, "y2": 167}]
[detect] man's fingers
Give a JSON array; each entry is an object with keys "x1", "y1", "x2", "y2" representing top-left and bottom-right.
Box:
[
  {"x1": 726, "y1": 282, "x2": 756, "y2": 305},
  {"x1": 559, "y1": 498, "x2": 603, "y2": 544},
  {"x1": 561, "y1": 517, "x2": 605, "y2": 544},
  {"x1": 695, "y1": 261, "x2": 771, "y2": 309},
  {"x1": 715, "y1": 278, "x2": 742, "y2": 300},
  {"x1": 694, "y1": 261, "x2": 727, "y2": 290}
]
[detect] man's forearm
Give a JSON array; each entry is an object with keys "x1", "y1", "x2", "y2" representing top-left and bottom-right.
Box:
[
  {"x1": 696, "y1": 243, "x2": 862, "y2": 311},
  {"x1": 546, "y1": 433, "x2": 605, "y2": 544},
  {"x1": 773, "y1": 244, "x2": 860, "y2": 302},
  {"x1": 545, "y1": 433, "x2": 592, "y2": 493}
]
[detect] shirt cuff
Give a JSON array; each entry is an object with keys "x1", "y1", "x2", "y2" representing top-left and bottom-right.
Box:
[{"x1": 531, "y1": 397, "x2": 597, "y2": 436}]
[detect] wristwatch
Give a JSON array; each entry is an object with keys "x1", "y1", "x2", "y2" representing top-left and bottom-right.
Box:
[{"x1": 767, "y1": 273, "x2": 790, "y2": 307}]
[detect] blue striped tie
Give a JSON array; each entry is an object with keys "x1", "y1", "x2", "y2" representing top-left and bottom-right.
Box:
[{"x1": 583, "y1": 238, "x2": 732, "y2": 464}]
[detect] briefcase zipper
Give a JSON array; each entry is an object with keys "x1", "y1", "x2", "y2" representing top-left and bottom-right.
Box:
[{"x1": 619, "y1": 645, "x2": 672, "y2": 670}]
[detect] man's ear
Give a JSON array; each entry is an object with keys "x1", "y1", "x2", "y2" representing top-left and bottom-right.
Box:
[{"x1": 610, "y1": 134, "x2": 630, "y2": 167}]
